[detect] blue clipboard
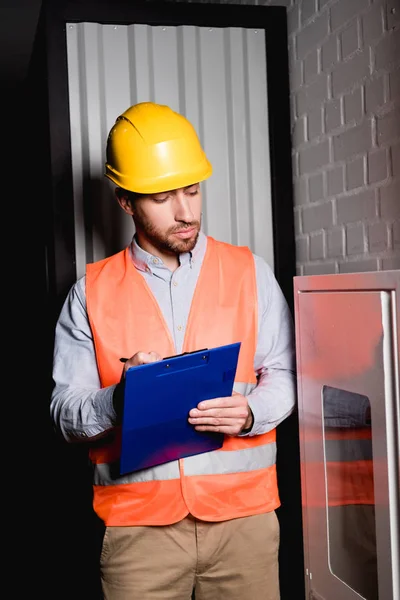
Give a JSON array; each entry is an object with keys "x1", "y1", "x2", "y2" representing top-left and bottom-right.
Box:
[{"x1": 120, "y1": 342, "x2": 241, "y2": 474}]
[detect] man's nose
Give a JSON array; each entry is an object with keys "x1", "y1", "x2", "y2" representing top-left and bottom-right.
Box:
[{"x1": 174, "y1": 192, "x2": 194, "y2": 222}]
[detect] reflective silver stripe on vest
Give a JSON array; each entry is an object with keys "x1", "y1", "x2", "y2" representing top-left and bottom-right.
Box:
[
  {"x1": 324, "y1": 437, "x2": 373, "y2": 462},
  {"x1": 94, "y1": 442, "x2": 276, "y2": 485},
  {"x1": 183, "y1": 442, "x2": 276, "y2": 476},
  {"x1": 93, "y1": 459, "x2": 180, "y2": 486},
  {"x1": 233, "y1": 381, "x2": 257, "y2": 396}
]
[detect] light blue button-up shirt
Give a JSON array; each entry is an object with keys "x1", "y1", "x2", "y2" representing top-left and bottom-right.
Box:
[{"x1": 50, "y1": 231, "x2": 296, "y2": 442}]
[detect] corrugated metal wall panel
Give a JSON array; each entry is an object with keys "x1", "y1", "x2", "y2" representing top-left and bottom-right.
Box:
[
  {"x1": 66, "y1": 22, "x2": 273, "y2": 278},
  {"x1": 247, "y1": 28, "x2": 274, "y2": 267}
]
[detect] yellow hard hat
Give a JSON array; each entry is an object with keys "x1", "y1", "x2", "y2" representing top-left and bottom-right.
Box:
[{"x1": 105, "y1": 102, "x2": 212, "y2": 194}]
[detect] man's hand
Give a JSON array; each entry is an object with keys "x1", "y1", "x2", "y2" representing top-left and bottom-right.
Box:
[
  {"x1": 188, "y1": 392, "x2": 254, "y2": 436},
  {"x1": 113, "y1": 351, "x2": 162, "y2": 420},
  {"x1": 121, "y1": 351, "x2": 162, "y2": 378}
]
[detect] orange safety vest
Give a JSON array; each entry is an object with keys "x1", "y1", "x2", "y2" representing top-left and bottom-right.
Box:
[{"x1": 86, "y1": 236, "x2": 279, "y2": 526}]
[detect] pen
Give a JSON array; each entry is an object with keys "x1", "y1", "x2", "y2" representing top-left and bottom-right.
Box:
[{"x1": 120, "y1": 349, "x2": 208, "y2": 363}]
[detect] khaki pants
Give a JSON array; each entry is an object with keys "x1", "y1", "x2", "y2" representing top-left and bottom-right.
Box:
[{"x1": 100, "y1": 512, "x2": 280, "y2": 600}]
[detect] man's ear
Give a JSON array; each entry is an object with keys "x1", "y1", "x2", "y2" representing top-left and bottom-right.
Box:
[{"x1": 115, "y1": 188, "x2": 134, "y2": 215}]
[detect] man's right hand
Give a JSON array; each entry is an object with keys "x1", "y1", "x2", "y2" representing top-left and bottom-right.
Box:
[
  {"x1": 113, "y1": 351, "x2": 162, "y2": 421},
  {"x1": 121, "y1": 351, "x2": 162, "y2": 377}
]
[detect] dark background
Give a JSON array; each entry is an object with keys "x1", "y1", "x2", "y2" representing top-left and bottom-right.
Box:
[
  {"x1": 3, "y1": 3, "x2": 103, "y2": 596},
  {"x1": 2, "y1": 1, "x2": 41, "y2": 93}
]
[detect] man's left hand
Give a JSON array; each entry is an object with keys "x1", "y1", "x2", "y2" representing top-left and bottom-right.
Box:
[{"x1": 188, "y1": 392, "x2": 253, "y2": 436}]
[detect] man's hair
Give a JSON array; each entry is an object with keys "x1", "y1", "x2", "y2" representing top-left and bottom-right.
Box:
[{"x1": 115, "y1": 187, "x2": 145, "y2": 207}]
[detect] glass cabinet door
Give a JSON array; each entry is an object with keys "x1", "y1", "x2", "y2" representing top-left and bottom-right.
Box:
[
  {"x1": 323, "y1": 385, "x2": 376, "y2": 599},
  {"x1": 295, "y1": 284, "x2": 399, "y2": 600}
]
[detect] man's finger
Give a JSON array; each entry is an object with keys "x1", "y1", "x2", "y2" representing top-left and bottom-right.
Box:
[
  {"x1": 197, "y1": 394, "x2": 245, "y2": 411},
  {"x1": 189, "y1": 407, "x2": 248, "y2": 419},
  {"x1": 123, "y1": 350, "x2": 162, "y2": 371}
]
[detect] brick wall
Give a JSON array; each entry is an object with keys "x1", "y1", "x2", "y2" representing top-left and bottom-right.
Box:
[
  {"x1": 260, "y1": 0, "x2": 400, "y2": 274},
  {"x1": 177, "y1": 0, "x2": 400, "y2": 273}
]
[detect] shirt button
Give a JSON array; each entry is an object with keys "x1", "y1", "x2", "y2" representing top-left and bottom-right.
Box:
[
  {"x1": 173, "y1": 280, "x2": 178, "y2": 287},
  {"x1": 177, "y1": 325, "x2": 183, "y2": 331},
  {"x1": 152, "y1": 258, "x2": 159, "y2": 264}
]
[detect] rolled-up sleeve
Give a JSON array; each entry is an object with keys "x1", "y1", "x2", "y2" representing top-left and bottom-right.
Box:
[
  {"x1": 50, "y1": 276, "x2": 118, "y2": 443},
  {"x1": 245, "y1": 255, "x2": 297, "y2": 435}
]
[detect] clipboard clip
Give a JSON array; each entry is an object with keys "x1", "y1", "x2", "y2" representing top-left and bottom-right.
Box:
[
  {"x1": 120, "y1": 349, "x2": 209, "y2": 364},
  {"x1": 163, "y1": 348, "x2": 208, "y2": 361}
]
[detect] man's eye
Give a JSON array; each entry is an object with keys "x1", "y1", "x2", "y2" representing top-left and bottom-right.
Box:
[
  {"x1": 187, "y1": 189, "x2": 199, "y2": 196},
  {"x1": 153, "y1": 197, "x2": 168, "y2": 203}
]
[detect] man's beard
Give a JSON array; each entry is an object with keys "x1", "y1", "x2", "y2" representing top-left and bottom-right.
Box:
[{"x1": 134, "y1": 211, "x2": 201, "y2": 255}]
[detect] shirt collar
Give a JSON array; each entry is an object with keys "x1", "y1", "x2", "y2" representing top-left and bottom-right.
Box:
[{"x1": 129, "y1": 230, "x2": 207, "y2": 274}]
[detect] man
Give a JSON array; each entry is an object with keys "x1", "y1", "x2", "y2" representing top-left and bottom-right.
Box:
[{"x1": 50, "y1": 101, "x2": 296, "y2": 600}]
